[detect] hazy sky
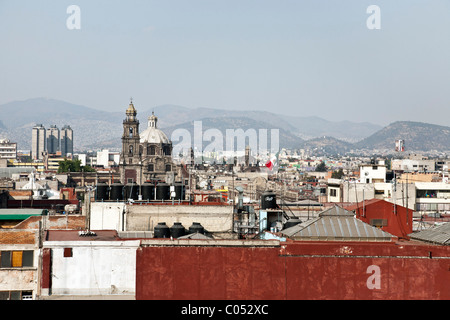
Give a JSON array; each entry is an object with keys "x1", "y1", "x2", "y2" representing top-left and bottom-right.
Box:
[{"x1": 1, "y1": 0, "x2": 450, "y2": 126}]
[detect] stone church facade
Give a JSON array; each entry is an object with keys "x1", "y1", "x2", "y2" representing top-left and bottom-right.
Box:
[{"x1": 119, "y1": 101, "x2": 176, "y2": 184}]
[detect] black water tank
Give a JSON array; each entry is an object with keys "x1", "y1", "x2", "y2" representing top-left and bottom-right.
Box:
[
  {"x1": 283, "y1": 218, "x2": 302, "y2": 230},
  {"x1": 96, "y1": 183, "x2": 109, "y2": 201},
  {"x1": 125, "y1": 183, "x2": 139, "y2": 200},
  {"x1": 141, "y1": 183, "x2": 155, "y2": 201},
  {"x1": 154, "y1": 222, "x2": 170, "y2": 238},
  {"x1": 189, "y1": 222, "x2": 205, "y2": 235},
  {"x1": 110, "y1": 183, "x2": 124, "y2": 201},
  {"x1": 173, "y1": 182, "x2": 184, "y2": 200},
  {"x1": 261, "y1": 191, "x2": 277, "y2": 209},
  {"x1": 156, "y1": 183, "x2": 170, "y2": 200},
  {"x1": 170, "y1": 222, "x2": 186, "y2": 238}
]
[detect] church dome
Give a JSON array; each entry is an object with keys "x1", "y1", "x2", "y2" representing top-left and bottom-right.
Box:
[{"x1": 139, "y1": 112, "x2": 170, "y2": 144}]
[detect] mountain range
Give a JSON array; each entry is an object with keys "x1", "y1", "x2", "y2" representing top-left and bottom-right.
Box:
[{"x1": 0, "y1": 98, "x2": 449, "y2": 154}]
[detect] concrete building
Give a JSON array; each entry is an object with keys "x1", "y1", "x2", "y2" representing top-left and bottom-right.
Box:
[
  {"x1": 41, "y1": 230, "x2": 139, "y2": 299},
  {"x1": 0, "y1": 139, "x2": 17, "y2": 160},
  {"x1": 360, "y1": 160, "x2": 386, "y2": 183},
  {"x1": 89, "y1": 202, "x2": 234, "y2": 239},
  {"x1": 46, "y1": 125, "x2": 60, "y2": 155},
  {"x1": 0, "y1": 229, "x2": 39, "y2": 300},
  {"x1": 32, "y1": 125, "x2": 73, "y2": 160},
  {"x1": 327, "y1": 179, "x2": 416, "y2": 211},
  {"x1": 415, "y1": 182, "x2": 450, "y2": 214},
  {"x1": 31, "y1": 124, "x2": 46, "y2": 160},
  {"x1": 391, "y1": 157, "x2": 435, "y2": 172},
  {"x1": 60, "y1": 125, "x2": 73, "y2": 157},
  {"x1": 96, "y1": 149, "x2": 120, "y2": 168}
]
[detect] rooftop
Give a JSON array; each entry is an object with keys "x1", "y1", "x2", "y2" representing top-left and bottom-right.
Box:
[
  {"x1": 281, "y1": 206, "x2": 394, "y2": 241},
  {"x1": 0, "y1": 208, "x2": 46, "y2": 220},
  {"x1": 45, "y1": 229, "x2": 119, "y2": 241},
  {"x1": 409, "y1": 222, "x2": 450, "y2": 245}
]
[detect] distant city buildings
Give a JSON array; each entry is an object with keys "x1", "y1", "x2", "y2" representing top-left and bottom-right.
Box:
[
  {"x1": 31, "y1": 124, "x2": 73, "y2": 160},
  {"x1": 31, "y1": 124, "x2": 46, "y2": 160},
  {"x1": 0, "y1": 139, "x2": 17, "y2": 160},
  {"x1": 60, "y1": 125, "x2": 74, "y2": 157}
]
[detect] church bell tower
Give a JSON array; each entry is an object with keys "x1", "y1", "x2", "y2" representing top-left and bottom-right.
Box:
[{"x1": 120, "y1": 99, "x2": 142, "y2": 184}]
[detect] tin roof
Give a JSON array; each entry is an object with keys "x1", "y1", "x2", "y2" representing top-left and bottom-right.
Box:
[
  {"x1": 409, "y1": 222, "x2": 450, "y2": 245},
  {"x1": 281, "y1": 206, "x2": 393, "y2": 241}
]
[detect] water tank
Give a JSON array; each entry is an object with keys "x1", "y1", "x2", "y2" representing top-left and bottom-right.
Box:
[
  {"x1": 261, "y1": 191, "x2": 277, "y2": 209},
  {"x1": 125, "y1": 183, "x2": 139, "y2": 200},
  {"x1": 283, "y1": 218, "x2": 302, "y2": 230},
  {"x1": 154, "y1": 222, "x2": 170, "y2": 238},
  {"x1": 141, "y1": 183, "x2": 155, "y2": 201},
  {"x1": 173, "y1": 182, "x2": 184, "y2": 200},
  {"x1": 189, "y1": 222, "x2": 205, "y2": 235},
  {"x1": 95, "y1": 183, "x2": 109, "y2": 201},
  {"x1": 156, "y1": 183, "x2": 170, "y2": 200},
  {"x1": 170, "y1": 222, "x2": 186, "y2": 238},
  {"x1": 110, "y1": 183, "x2": 124, "y2": 201}
]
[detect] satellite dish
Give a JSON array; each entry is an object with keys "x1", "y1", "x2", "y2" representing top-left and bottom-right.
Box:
[{"x1": 253, "y1": 176, "x2": 267, "y2": 191}]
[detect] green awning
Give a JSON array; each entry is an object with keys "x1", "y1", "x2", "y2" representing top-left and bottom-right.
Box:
[{"x1": 0, "y1": 209, "x2": 46, "y2": 220}]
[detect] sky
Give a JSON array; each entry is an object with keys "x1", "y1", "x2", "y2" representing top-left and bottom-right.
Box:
[{"x1": 0, "y1": 0, "x2": 450, "y2": 126}]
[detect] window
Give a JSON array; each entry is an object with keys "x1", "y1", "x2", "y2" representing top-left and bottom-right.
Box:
[
  {"x1": 63, "y1": 248, "x2": 73, "y2": 258},
  {"x1": 370, "y1": 219, "x2": 388, "y2": 227},
  {"x1": 0, "y1": 291, "x2": 33, "y2": 300},
  {"x1": 0, "y1": 250, "x2": 33, "y2": 268},
  {"x1": 1, "y1": 251, "x2": 11, "y2": 267},
  {"x1": 163, "y1": 146, "x2": 171, "y2": 156},
  {"x1": 12, "y1": 251, "x2": 22, "y2": 267},
  {"x1": 149, "y1": 145, "x2": 156, "y2": 155},
  {"x1": 165, "y1": 164, "x2": 171, "y2": 172},
  {"x1": 148, "y1": 164, "x2": 154, "y2": 172},
  {"x1": 329, "y1": 189, "x2": 337, "y2": 197}
]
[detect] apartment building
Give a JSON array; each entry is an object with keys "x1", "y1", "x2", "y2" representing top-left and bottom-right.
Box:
[
  {"x1": 0, "y1": 139, "x2": 17, "y2": 160},
  {"x1": 31, "y1": 124, "x2": 46, "y2": 160}
]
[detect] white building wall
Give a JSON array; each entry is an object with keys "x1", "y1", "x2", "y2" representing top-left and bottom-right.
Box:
[
  {"x1": 96, "y1": 150, "x2": 110, "y2": 168},
  {"x1": 44, "y1": 241, "x2": 139, "y2": 296},
  {"x1": 360, "y1": 165, "x2": 386, "y2": 183},
  {"x1": 90, "y1": 202, "x2": 125, "y2": 231}
]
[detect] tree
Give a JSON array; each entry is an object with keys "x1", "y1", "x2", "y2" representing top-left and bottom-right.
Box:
[
  {"x1": 315, "y1": 161, "x2": 328, "y2": 172},
  {"x1": 58, "y1": 158, "x2": 95, "y2": 173},
  {"x1": 332, "y1": 169, "x2": 345, "y2": 179}
]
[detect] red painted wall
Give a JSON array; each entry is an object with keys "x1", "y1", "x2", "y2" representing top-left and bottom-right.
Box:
[
  {"x1": 136, "y1": 241, "x2": 450, "y2": 300},
  {"x1": 41, "y1": 248, "x2": 51, "y2": 290},
  {"x1": 348, "y1": 200, "x2": 413, "y2": 239}
]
